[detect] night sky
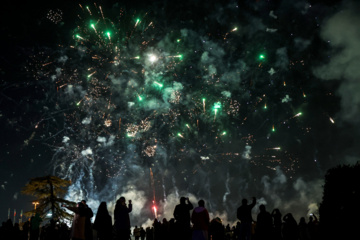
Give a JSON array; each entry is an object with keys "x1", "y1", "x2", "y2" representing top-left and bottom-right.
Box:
[{"x1": 1, "y1": 0, "x2": 359, "y2": 226}]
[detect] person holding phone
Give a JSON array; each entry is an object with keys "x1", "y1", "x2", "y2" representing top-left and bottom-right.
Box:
[{"x1": 114, "y1": 196, "x2": 133, "y2": 240}]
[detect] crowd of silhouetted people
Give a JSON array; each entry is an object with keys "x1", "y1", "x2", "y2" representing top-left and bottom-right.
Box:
[{"x1": 1, "y1": 196, "x2": 320, "y2": 240}]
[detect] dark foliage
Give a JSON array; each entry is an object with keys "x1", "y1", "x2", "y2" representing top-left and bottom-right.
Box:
[{"x1": 319, "y1": 163, "x2": 360, "y2": 239}]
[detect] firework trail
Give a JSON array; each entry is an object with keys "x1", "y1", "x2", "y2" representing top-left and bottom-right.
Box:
[{"x1": 22, "y1": 1, "x2": 330, "y2": 224}]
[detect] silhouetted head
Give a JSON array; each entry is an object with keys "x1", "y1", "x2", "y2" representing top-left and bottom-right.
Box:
[
  {"x1": 242, "y1": 199, "x2": 248, "y2": 205},
  {"x1": 259, "y1": 204, "x2": 266, "y2": 212},
  {"x1": 180, "y1": 197, "x2": 186, "y2": 204},
  {"x1": 81, "y1": 200, "x2": 88, "y2": 207},
  {"x1": 119, "y1": 196, "x2": 126, "y2": 203},
  {"x1": 97, "y1": 201, "x2": 108, "y2": 213},
  {"x1": 198, "y1": 199, "x2": 205, "y2": 207}
]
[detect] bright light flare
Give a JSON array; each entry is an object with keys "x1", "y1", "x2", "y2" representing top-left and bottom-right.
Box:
[
  {"x1": 149, "y1": 54, "x2": 158, "y2": 63},
  {"x1": 135, "y1": 18, "x2": 140, "y2": 27},
  {"x1": 154, "y1": 81, "x2": 163, "y2": 88},
  {"x1": 87, "y1": 71, "x2": 96, "y2": 78},
  {"x1": 91, "y1": 23, "x2": 96, "y2": 31},
  {"x1": 294, "y1": 112, "x2": 302, "y2": 118},
  {"x1": 214, "y1": 102, "x2": 221, "y2": 109},
  {"x1": 75, "y1": 34, "x2": 84, "y2": 40},
  {"x1": 202, "y1": 98, "x2": 206, "y2": 113}
]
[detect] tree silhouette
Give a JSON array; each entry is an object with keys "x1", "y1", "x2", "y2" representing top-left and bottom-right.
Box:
[
  {"x1": 21, "y1": 175, "x2": 75, "y2": 221},
  {"x1": 319, "y1": 163, "x2": 360, "y2": 240}
]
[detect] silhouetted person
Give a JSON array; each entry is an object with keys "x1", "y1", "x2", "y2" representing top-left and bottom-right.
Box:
[
  {"x1": 237, "y1": 197, "x2": 256, "y2": 240},
  {"x1": 146, "y1": 227, "x2": 154, "y2": 240},
  {"x1": 93, "y1": 201, "x2": 113, "y2": 240},
  {"x1": 133, "y1": 225, "x2": 141, "y2": 240},
  {"x1": 271, "y1": 209, "x2": 282, "y2": 240},
  {"x1": 298, "y1": 217, "x2": 309, "y2": 240},
  {"x1": 169, "y1": 218, "x2": 176, "y2": 239},
  {"x1": 191, "y1": 199, "x2": 210, "y2": 240},
  {"x1": 140, "y1": 227, "x2": 146, "y2": 240},
  {"x1": 152, "y1": 219, "x2": 161, "y2": 240},
  {"x1": 282, "y1": 213, "x2": 298, "y2": 240},
  {"x1": 64, "y1": 202, "x2": 87, "y2": 240},
  {"x1": 22, "y1": 220, "x2": 30, "y2": 240},
  {"x1": 209, "y1": 217, "x2": 225, "y2": 240},
  {"x1": 13, "y1": 222, "x2": 21, "y2": 240},
  {"x1": 256, "y1": 204, "x2": 273, "y2": 240},
  {"x1": 114, "y1": 196, "x2": 132, "y2": 240},
  {"x1": 30, "y1": 213, "x2": 42, "y2": 240},
  {"x1": 161, "y1": 218, "x2": 170, "y2": 240},
  {"x1": 173, "y1": 196, "x2": 193, "y2": 240},
  {"x1": 234, "y1": 222, "x2": 241, "y2": 240},
  {"x1": 81, "y1": 200, "x2": 94, "y2": 240},
  {"x1": 307, "y1": 214, "x2": 319, "y2": 240}
]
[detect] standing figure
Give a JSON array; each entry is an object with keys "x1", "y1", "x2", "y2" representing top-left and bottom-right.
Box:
[
  {"x1": 173, "y1": 197, "x2": 193, "y2": 240},
  {"x1": 140, "y1": 227, "x2": 146, "y2": 240},
  {"x1": 255, "y1": 204, "x2": 273, "y2": 240},
  {"x1": 298, "y1": 217, "x2": 309, "y2": 240},
  {"x1": 237, "y1": 197, "x2": 256, "y2": 240},
  {"x1": 191, "y1": 199, "x2": 210, "y2": 240},
  {"x1": 81, "y1": 200, "x2": 94, "y2": 240},
  {"x1": 93, "y1": 201, "x2": 113, "y2": 240},
  {"x1": 114, "y1": 196, "x2": 132, "y2": 240},
  {"x1": 209, "y1": 217, "x2": 225, "y2": 240},
  {"x1": 29, "y1": 213, "x2": 42, "y2": 240},
  {"x1": 282, "y1": 213, "x2": 298, "y2": 240},
  {"x1": 64, "y1": 202, "x2": 87, "y2": 240},
  {"x1": 271, "y1": 209, "x2": 282, "y2": 240},
  {"x1": 133, "y1": 225, "x2": 141, "y2": 240}
]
